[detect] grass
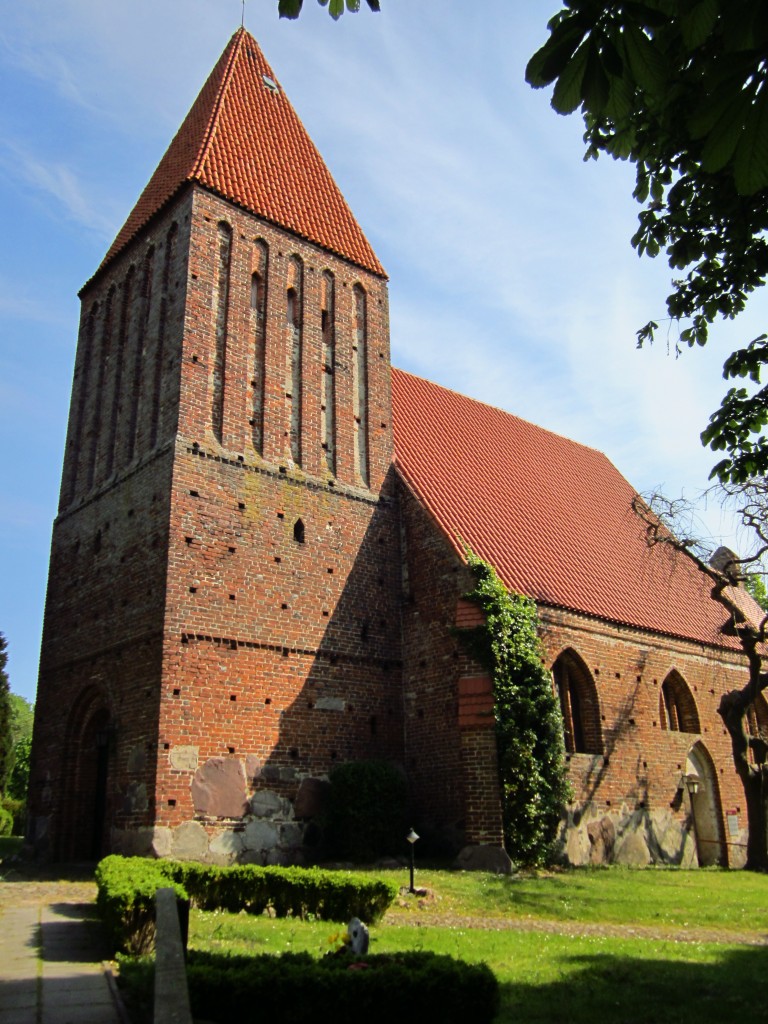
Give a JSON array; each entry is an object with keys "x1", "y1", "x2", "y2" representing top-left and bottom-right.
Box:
[
  {"x1": 372, "y1": 864, "x2": 768, "y2": 935},
  {"x1": 181, "y1": 867, "x2": 768, "y2": 1024}
]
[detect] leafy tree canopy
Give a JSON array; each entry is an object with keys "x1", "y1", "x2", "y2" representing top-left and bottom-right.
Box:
[
  {"x1": 278, "y1": 0, "x2": 379, "y2": 20},
  {"x1": 9, "y1": 693, "x2": 33, "y2": 748},
  {"x1": 526, "y1": 1, "x2": 768, "y2": 485}
]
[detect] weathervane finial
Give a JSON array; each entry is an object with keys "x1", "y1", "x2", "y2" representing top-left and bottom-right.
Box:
[{"x1": 241, "y1": 0, "x2": 245, "y2": 28}]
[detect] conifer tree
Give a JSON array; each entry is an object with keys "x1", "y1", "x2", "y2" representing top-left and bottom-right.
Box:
[{"x1": 0, "y1": 634, "x2": 12, "y2": 793}]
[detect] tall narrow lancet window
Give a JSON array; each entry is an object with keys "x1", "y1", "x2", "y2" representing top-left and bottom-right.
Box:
[
  {"x1": 106, "y1": 267, "x2": 134, "y2": 480},
  {"x1": 250, "y1": 239, "x2": 268, "y2": 453},
  {"x1": 69, "y1": 301, "x2": 98, "y2": 503},
  {"x1": 88, "y1": 288, "x2": 115, "y2": 490},
  {"x1": 212, "y1": 222, "x2": 232, "y2": 444},
  {"x1": 352, "y1": 284, "x2": 369, "y2": 487},
  {"x1": 552, "y1": 649, "x2": 603, "y2": 755},
  {"x1": 150, "y1": 222, "x2": 177, "y2": 449},
  {"x1": 127, "y1": 246, "x2": 155, "y2": 462},
  {"x1": 659, "y1": 671, "x2": 700, "y2": 733},
  {"x1": 320, "y1": 270, "x2": 336, "y2": 475},
  {"x1": 285, "y1": 255, "x2": 303, "y2": 465}
]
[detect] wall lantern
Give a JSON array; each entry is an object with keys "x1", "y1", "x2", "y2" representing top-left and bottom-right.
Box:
[{"x1": 685, "y1": 773, "x2": 701, "y2": 796}]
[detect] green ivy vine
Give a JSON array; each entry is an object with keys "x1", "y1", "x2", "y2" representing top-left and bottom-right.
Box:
[{"x1": 458, "y1": 551, "x2": 570, "y2": 866}]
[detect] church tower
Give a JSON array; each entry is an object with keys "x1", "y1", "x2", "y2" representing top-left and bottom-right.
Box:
[{"x1": 28, "y1": 29, "x2": 404, "y2": 862}]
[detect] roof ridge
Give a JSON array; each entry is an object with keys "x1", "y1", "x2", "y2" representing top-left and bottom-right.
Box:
[
  {"x1": 392, "y1": 366, "x2": 609, "y2": 461},
  {"x1": 191, "y1": 27, "x2": 246, "y2": 180}
]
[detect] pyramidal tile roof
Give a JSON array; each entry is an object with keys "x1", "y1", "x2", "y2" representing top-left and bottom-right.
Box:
[
  {"x1": 391, "y1": 368, "x2": 750, "y2": 651},
  {"x1": 101, "y1": 28, "x2": 384, "y2": 277}
]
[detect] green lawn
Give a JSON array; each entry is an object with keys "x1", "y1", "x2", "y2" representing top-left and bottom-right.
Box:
[
  {"x1": 185, "y1": 867, "x2": 768, "y2": 1024},
  {"x1": 373, "y1": 865, "x2": 768, "y2": 934}
]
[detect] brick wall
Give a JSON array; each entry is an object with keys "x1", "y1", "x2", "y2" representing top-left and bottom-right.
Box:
[{"x1": 30, "y1": 184, "x2": 407, "y2": 861}]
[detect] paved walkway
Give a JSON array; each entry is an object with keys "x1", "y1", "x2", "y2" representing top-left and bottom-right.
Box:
[{"x1": 0, "y1": 881, "x2": 126, "y2": 1024}]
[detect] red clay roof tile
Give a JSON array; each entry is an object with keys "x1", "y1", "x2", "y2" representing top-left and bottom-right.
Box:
[
  {"x1": 101, "y1": 28, "x2": 384, "y2": 277},
  {"x1": 391, "y1": 367, "x2": 751, "y2": 652}
]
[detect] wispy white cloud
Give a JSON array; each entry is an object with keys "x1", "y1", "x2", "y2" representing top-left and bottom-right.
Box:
[{"x1": 0, "y1": 140, "x2": 121, "y2": 238}]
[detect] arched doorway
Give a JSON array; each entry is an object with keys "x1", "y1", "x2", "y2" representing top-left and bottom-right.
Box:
[
  {"x1": 685, "y1": 742, "x2": 726, "y2": 867},
  {"x1": 60, "y1": 693, "x2": 114, "y2": 861}
]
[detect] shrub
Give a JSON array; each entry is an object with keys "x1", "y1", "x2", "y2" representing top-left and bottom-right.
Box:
[
  {"x1": 0, "y1": 805, "x2": 12, "y2": 838},
  {"x1": 1, "y1": 796, "x2": 25, "y2": 835},
  {"x1": 95, "y1": 855, "x2": 187, "y2": 954},
  {"x1": 96, "y1": 856, "x2": 397, "y2": 953},
  {"x1": 324, "y1": 760, "x2": 408, "y2": 861},
  {"x1": 186, "y1": 950, "x2": 499, "y2": 1024}
]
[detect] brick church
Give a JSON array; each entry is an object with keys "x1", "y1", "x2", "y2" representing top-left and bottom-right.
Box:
[{"x1": 27, "y1": 27, "x2": 762, "y2": 868}]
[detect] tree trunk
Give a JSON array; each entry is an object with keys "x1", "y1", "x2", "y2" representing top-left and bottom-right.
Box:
[
  {"x1": 742, "y1": 769, "x2": 768, "y2": 870},
  {"x1": 719, "y1": 688, "x2": 768, "y2": 871}
]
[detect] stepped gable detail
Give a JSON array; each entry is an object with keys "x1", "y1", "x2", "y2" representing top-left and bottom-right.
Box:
[
  {"x1": 100, "y1": 27, "x2": 384, "y2": 278},
  {"x1": 391, "y1": 367, "x2": 738, "y2": 649}
]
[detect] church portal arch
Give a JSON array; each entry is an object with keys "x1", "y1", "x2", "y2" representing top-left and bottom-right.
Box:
[
  {"x1": 59, "y1": 688, "x2": 114, "y2": 861},
  {"x1": 685, "y1": 741, "x2": 726, "y2": 867}
]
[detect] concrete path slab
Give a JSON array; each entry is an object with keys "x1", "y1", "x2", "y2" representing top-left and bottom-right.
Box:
[{"x1": 0, "y1": 882, "x2": 126, "y2": 1024}]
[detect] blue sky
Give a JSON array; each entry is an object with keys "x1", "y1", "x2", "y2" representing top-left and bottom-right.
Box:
[{"x1": 2, "y1": 0, "x2": 765, "y2": 703}]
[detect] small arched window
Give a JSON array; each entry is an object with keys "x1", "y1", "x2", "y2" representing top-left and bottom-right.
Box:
[
  {"x1": 659, "y1": 671, "x2": 700, "y2": 733},
  {"x1": 293, "y1": 518, "x2": 305, "y2": 544},
  {"x1": 552, "y1": 649, "x2": 603, "y2": 755}
]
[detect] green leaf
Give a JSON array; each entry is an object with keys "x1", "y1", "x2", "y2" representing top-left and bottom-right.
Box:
[
  {"x1": 278, "y1": 0, "x2": 304, "y2": 18},
  {"x1": 622, "y1": 22, "x2": 668, "y2": 93},
  {"x1": 604, "y1": 73, "x2": 634, "y2": 122},
  {"x1": 689, "y1": 87, "x2": 744, "y2": 141},
  {"x1": 525, "y1": 15, "x2": 589, "y2": 88},
  {"x1": 700, "y1": 93, "x2": 751, "y2": 174},
  {"x1": 681, "y1": 0, "x2": 719, "y2": 50},
  {"x1": 581, "y1": 40, "x2": 610, "y2": 115},
  {"x1": 346, "y1": 0, "x2": 360, "y2": 10},
  {"x1": 328, "y1": 0, "x2": 344, "y2": 17},
  {"x1": 551, "y1": 39, "x2": 590, "y2": 114},
  {"x1": 733, "y1": 86, "x2": 768, "y2": 194}
]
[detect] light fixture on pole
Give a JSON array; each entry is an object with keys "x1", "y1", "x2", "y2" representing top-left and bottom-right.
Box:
[{"x1": 406, "y1": 828, "x2": 419, "y2": 894}]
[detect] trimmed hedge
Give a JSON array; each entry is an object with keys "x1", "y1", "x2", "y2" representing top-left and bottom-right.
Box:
[
  {"x1": 95, "y1": 856, "x2": 187, "y2": 954},
  {"x1": 167, "y1": 861, "x2": 395, "y2": 923},
  {"x1": 187, "y1": 949, "x2": 499, "y2": 1024},
  {"x1": 96, "y1": 856, "x2": 397, "y2": 953},
  {"x1": 122, "y1": 946, "x2": 493, "y2": 1024},
  {"x1": 118, "y1": 950, "x2": 499, "y2": 1024}
]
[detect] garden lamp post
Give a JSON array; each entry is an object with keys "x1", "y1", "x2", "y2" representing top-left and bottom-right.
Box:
[{"x1": 406, "y1": 828, "x2": 419, "y2": 893}]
